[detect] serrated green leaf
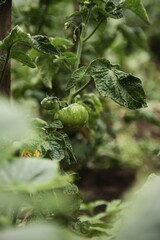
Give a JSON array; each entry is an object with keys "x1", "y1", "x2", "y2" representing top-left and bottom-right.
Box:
[
  {"x1": 64, "y1": 134, "x2": 77, "y2": 163},
  {"x1": 36, "y1": 55, "x2": 59, "y2": 88},
  {"x1": 41, "y1": 132, "x2": 66, "y2": 161},
  {"x1": 67, "y1": 66, "x2": 88, "y2": 90},
  {"x1": 48, "y1": 120, "x2": 63, "y2": 129},
  {"x1": 48, "y1": 132, "x2": 66, "y2": 161},
  {"x1": 0, "y1": 26, "x2": 32, "y2": 50},
  {"x1": 87, "y1": 58, "x2": 147, "y2": 109},
  {"x1": 0, "y1": 26, "x2": 59, "y2": 58},
  {"x1": 121, "y1": 0, "x2": 150, "y2": 24},
  {"x1": 10, "y1": 50, "x2": 36, "y2": 68},
  {"x1": 32, "y1": 35, "x2": 59, "y2": 55}
]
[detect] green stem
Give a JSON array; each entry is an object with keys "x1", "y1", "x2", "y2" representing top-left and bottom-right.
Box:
[
  {"x1": 84, "y1": 17, "x2": 106, "y2": 43},
  {"x1": 0, "y1": 47, "x2": 11, "y2": 87},
  {"x1": 68, "y1": 5, "x2": 94, "y2": 105},
  {"x1": 68, "y1": 22, "x2": 86, "y2": 105},
  {"x1": 74, "y1": 23, "x2": 85, "y2": 70},
  {"x1": 71, "y1": 77, "x2": 94, "y2": 100}
]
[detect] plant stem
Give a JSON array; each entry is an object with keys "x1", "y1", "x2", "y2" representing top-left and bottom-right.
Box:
[
  {"x1": 74, "y1": 23, "x2": 85, "y2": 70},
  {"x1": 68, "y1": 22, "x2": 86, "y2": 105},
  {"x1": 0, "y1": 47, "x2": 11, "y2": 87},
  {"x1": 71, "y1": 77, "x2": 94, "y2": 100},
  {"x1": 68, "y1": 4, "x2": 94, "y2": 105},
  {"x1": 84, "y1": 17, "x2": 106, "y2": 42}
]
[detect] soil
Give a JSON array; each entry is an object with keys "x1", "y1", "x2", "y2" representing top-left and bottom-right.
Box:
[{"x1": 77, "y1": 166, "x2": 136, "y2": 202}]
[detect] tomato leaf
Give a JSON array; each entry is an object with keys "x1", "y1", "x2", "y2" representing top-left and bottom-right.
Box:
[
  {"x1": 105, "y1": 0, "x2": 123, "y2": 19},
  {"x1": 36, "y1": 55, "x2": 60, "y2": 88},
  {"x1": 41, "y1": 132, "x2": 66, "y2": 161},
  {"x1": 10, "y1": 49, "x2": 36, "y2": 68},
  {"x1": 0, "y1": 26, "x2": 59, "y2": 56},
  {"x1": 0, "y1": 25, "x2": 32, "y2": 50},
  {"x1": 48, "y1": 120, "x2": 63, "y2": 129},
  {"x1": 64, "y1": 134, "x2": 77, "y2": 163},
  {"x1": 121, "y1": 0, "x2": 150, "y2": 24},
  {"x1": 0, "y1": 158, "x2": 67, "y2": 192},
  {"x1": 32, "y1": 35, "x2": 59, "y2": 55},
  {"x1": 66, "y1": 66, "x2": 88, "y2": 90},
  {"x1": 87, "y1": 58, "x2": 147, "y2": 109},
  {"x1": 0, "y1": 224, "x2": 71, "y2": 240},
  {"x1": 116, "y1": 175, "x2": 160, "y2": 240}
]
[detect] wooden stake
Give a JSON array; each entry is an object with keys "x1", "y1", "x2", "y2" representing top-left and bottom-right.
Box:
[{"x1": 0, "y1": 0, "x2": 12, "y2": 97}]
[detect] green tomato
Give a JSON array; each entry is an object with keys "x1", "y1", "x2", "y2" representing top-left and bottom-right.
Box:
[
  {"x1": 54, "y1": 103, "x2": 89, "y2": 130},
  {"x1": 41, "y1": 97, "x2": 59, "y2": 110}
]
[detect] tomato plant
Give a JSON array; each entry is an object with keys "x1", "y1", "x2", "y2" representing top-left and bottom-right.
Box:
[{"x1": 1, "y1": 1, "x2": 160, "y2": 240}]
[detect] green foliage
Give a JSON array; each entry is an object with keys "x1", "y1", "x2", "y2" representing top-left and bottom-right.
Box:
[
  {"x1": 0, "y1": 26, "x2": 32, "y2": 50},
  {"x1": 0, "y1": 0, "x2": 6, "y2": 5},
  {"x1": 67, "y1": 58, "x2": 147, "y2": 109},
  {"x1": 79, "y1": 200, "x2": 125, "y2": 237},
  {"x1": 87, "y1": 58, "x2": 147, "y2": 109},
  {"x1": 10, "y1": 49, "x2": 36, "y2": 68},
  {"x1": 0, "y1": 26, "x2": 59, "y2": 72},
  {"x1": 121, "y1": 0, "x2": 150, "y2": 24},
  {"x1": 105, "y1": 0, "x2": 123, "y2": 19},
  {"x1": 116, "y1": 175, "x2": 160, "y2": 240},
  {"x1": 0, "y1": 1, "x2": 159, "y2": 240},
  {"x1": 0, "y1": 224, "x2": 72, "y2": 240},
  {"x1": 0, "y1": 158, "x2": 67, "y2": 191}
]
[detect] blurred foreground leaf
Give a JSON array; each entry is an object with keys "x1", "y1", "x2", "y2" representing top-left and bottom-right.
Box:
[
  {"x1": 0, "y1": 224, "x2": 71, "y2": 240},
  {"x1": 116, "y1": 174, "x2": 160, "y2": 240},
  {"x1": 0, "y1": 158, "x2": 69, "y2": 192}
]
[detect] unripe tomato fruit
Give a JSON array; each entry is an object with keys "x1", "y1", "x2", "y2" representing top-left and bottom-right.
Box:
[
  {"x1": 41, "y1": 97, "x2": 59, "y2": 110},
  {"x1": 41, "y1": 97, "x2": 54, "y2": 110},
  {"x1": 54, "y1": 103, "x2": 89, "y2": 130}
]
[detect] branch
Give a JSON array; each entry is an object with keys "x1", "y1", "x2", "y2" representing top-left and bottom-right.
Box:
[{"x1": 84, "y1": 17, "x2": 106, "y2": 43}]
